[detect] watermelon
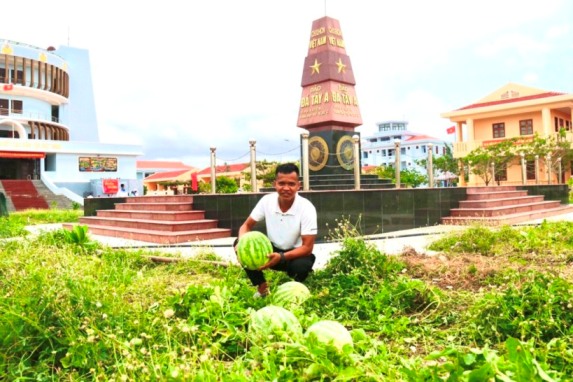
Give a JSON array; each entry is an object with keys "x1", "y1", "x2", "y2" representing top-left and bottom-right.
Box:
[
  {"x1": 305, "y1": 320, "x2": 353, "y2": 352},
  {"x1": 248, "y1": 305, "x2": 302, "y2": 344},
  {"x1": 236, "y1": 231, "x2": 273, "y2": 270},
  {"x1": 272, "y1": 281, "x2": 311, "y2": 308}
]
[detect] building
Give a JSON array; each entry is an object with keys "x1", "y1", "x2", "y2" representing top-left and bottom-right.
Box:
[
  {"x1": 143, "y1": 163, "x2": 255, "y2": 195},
  {"x1": 136, "y1": 160, "x2": 194, "y2": 181},
  {"x1": 360, "y1": 120, "x2": 449, "y2": 175},
  {"x1": 0, "y1": 39, "x2": 142, "y2": 202},
  {"x1": 441, "y1": 83, "x2": 573, "y2": 186}
]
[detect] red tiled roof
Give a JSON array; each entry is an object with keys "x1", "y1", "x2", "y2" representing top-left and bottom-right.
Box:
[
  {"x1": 405, "y1": 134, "x2": 437, "y2": 141},
  {"x1": 144, "y1": 169, "x2": 192, "y2": 181},
  {"x1": 457, "y1": 92, "x2": 565, "y2": 111},
  {"x1": 137, "y1": 160, "x2": 193, "y2": 169},
  {"x1": 196, "y1": 163, "x2": 250, "y2": 175}
]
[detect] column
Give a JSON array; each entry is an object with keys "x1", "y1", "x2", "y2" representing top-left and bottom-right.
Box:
[
  {"x1": 210, "y1": 147, "x2": 216, "y2": 194},
  {"x1": 394, "y1": 139, "x2": 401, "y2": 189},
  {"x1": 427, "y1": 143, "x2": 434, "y2": 188},
  {"x1": 542, "y1": 107, "x2": 551, "y2": 137},
  {"x1": 353, "y1": 134, "x2": 360, "y2": 190},
  {"x1": 249, "y1": 139, "x2": 257, "y2": 192},
  {"x1": 301, "y1": 131, "x2": 310, "y2": 191}
]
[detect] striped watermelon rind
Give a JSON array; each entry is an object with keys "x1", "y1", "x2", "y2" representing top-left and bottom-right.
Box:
[
  {"x1": 248, "y1": 305, "x2": 302, "y2": 343},
  {"x1": 272, "y1": 281, "x2": 311, "y2": 308},
  {"x1": 237, "y1": 231, "x2": 273, "y2": 270},
  {"x1": 305, "y1": 320, "x2": 354, "y2": 351}
]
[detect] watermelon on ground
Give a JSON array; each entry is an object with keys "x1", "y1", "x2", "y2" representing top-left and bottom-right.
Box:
[
  {"x1": 248, "y1": 305, "x2": 302, "y2": 344},
  {"x1": 305, "y1": 320, "x2": 354, "y2": 352},
  {"x1": 272, "y1": 281, "x2": 311, "y2": 308},
  {"x1": 236, "y1": 231, "x2": 273, "y2": 270}
]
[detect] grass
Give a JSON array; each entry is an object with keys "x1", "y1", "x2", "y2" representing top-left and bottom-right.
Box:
[{"x1": 1, "y1": 212, "x2": 573, "y2": 380}]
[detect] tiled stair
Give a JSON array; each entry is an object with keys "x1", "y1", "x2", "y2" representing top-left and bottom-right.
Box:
[
  {"x1": 73, "y1": 195, "x2": 232, "y2": 244},
  {"x1": 442, "y1": 186, "x2": 573, "y2": 226},
  {"x1": 0, "y1": 180, "x2": 50, "y2": 211}
]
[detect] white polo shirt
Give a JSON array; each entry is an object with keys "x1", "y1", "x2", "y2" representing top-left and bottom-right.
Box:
[{"x1": 250, "y1": 193, "x2": 317, "y2": 250}]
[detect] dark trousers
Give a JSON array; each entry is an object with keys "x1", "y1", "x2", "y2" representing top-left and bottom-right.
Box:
[{"x1": 244, "y1": 246, "x2": 316, "y2": 286}]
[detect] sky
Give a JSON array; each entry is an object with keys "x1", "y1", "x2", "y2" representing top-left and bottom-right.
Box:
[{"x1": 4, "y1": 0, "x2": 573, "y2": 169}]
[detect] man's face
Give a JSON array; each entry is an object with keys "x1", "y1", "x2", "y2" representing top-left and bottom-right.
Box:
[{"x1": 273, "y1": 171, "x2": 300, "y2": 202}]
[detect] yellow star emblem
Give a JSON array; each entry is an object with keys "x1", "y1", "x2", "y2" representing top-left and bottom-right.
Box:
[
  {"x1": 336, "y1": 58, "x2": 346, "y2": 73},
  {"x1": 310, "y1": 59, "x2": 322, "y2": 75}
]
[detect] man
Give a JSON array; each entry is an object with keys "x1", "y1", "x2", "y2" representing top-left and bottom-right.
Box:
[
  {"x1": 116, "y1": 183, "x2": 128, "y2": 197},
  {"x1": 235, "y1": 163, "x2": 317, "y2": 297}
]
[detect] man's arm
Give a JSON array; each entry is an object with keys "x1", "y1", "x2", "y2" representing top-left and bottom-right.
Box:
[
  {"x1": 238, "y1": 216, "x2": 257, "y2": 238},
  {"x1": 259, "y1": 234, "x2": 316, "y2": 270}
]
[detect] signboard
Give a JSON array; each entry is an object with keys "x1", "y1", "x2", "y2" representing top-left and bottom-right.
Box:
[
  {"x1": 79, "y1": 156, "x2": 117, "y2": 172},
  {"x1": 0, "y1": 151, "x2": 45, "y2": 159},
  {"x1": 102, "y1": 178, "x2": 119, "y2": 194}
]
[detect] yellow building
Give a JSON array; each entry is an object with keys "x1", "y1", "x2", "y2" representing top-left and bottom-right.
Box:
[{"x1": 442, "y1": 83, "x2": 573, "y2": 186}]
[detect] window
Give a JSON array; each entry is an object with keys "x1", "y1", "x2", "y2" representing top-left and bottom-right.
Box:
[
  {"x1": 363, "y1": 152, "x2": 368, "y2": 159},
  {"x1": 422, "y1": 145, "x2": 426, "y2": 153},
  {"x1": 519, "y1": 119, "x2": 533, "y2": 135},
  {"x1": 493, "y1": 123, "x2": 505, "y2": 138},
  {"x1": 11, "y1": 100, "x2": 23, "y2": 114},
  {"x1": 526, "y1": 160, "x2": 535, "y2": 180},
  {"x1": 0, "y1": 99, "x2": 8, "y2": 116}
]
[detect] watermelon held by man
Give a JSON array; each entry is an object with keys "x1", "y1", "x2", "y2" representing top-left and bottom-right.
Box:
[{"x1": 236, "y1": 231, "x2": 273, "y2": 270}]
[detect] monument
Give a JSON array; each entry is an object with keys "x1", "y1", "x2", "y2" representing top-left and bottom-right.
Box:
[{"x1": 297, "y1": 16, "x2": 362, "y2": 176}]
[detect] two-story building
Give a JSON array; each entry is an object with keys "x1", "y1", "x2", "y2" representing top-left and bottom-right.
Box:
[
  {"x1": 361, "y1": 120, "x2": 449, "y2": 176},
  {"x1": 442, "y1": 83, "x2": 573, "y2": 186}
]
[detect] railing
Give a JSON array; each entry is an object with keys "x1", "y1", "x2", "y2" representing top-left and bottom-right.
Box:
[{"x1": 0, "y1": 108, "x2": 60, "y2": 123}]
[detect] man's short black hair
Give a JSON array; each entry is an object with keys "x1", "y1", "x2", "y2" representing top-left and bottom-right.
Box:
[{"x1": 276, "y1": 163, "x2": 300, "y2": 177}]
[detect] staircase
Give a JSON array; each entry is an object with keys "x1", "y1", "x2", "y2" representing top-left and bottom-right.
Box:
[
  {"x1": 31, "y1": 180, "x2": 74, "y2": 210},
  {"x1": 74, "y1": 195, "x2": 232, "y2": 244},
  {"x1": 441, "y1": 186, "x2": 573, "y2": 226},
  {"x1": 0, "y1": 180, "x2": 50, "y2": 211}
]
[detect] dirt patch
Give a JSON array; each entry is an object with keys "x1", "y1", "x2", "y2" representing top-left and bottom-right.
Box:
[{"x1": 399, "y1": 246, "x2": 573, "y2": 292}]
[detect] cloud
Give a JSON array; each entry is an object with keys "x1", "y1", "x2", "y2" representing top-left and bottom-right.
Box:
[{"x1": 4, "y1": 0, "x2": 572, "y2": 169}]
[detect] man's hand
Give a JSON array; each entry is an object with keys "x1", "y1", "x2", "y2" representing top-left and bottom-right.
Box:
[{"x1": 258, "y1": 252, "x2": 282, "y2": 270}]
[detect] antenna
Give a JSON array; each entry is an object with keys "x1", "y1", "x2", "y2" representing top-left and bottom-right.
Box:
[
  {"x1": 67, "y1": 26, "x2": 70, "y2": 46},
  {"x1": 324, "y1": 0, "x2": 327, "y2": 15}
]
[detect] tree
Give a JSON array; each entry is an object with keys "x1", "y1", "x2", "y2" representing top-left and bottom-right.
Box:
[
  {"x1": 215, "y1": 176, "x2": 238, "y2": 194},
  {"x1": 464, "y1": 138, "x2": 518, "y2": 185},
  {"x1": 416, "y1": 143, "x2": 460, "y2": 186},
  {"x1": 368, "y1": 165, "x2": 427, "y2": 188},
  {"x1": 520, "y1": 130, "x2": 573, "y2": 182}
]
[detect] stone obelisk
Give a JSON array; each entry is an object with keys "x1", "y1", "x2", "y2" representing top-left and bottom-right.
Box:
[{"x1": 297, "y1": 16, "x2": 362, "y2": 175}]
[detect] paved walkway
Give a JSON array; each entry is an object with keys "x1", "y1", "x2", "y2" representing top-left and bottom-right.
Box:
[{"x1": 24, "y1": 211, "x2": 573, "y2": 270}]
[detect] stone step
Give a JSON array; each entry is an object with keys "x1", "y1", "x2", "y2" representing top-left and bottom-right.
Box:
[
  {"x1": 442, "y1": 205, "x2": 573, "y2": 226},
  {"x1": 466, "y1": 190, "x2": 528, "y2": 200},
  {"x1": 450, "y1": 200, "x2": 562, "y2": 217},
  {"x1": 466, "y1": 186, "x2": 518, "y2": 193},
  {"x1": 115, "y1": 202, "x2": 194, "y2": 211},
  {"x1": 68, "y1": 223, "x2": 232, "y2": 244},
  {"x1": 79, "y1": 216, "x2": 219, "y2": 232},
  {"x1": 125, "y1": 195, "x2": 194, "y2": 203},
  {"x1": 459, "y1": 195, "x2": 544, "y2": 208},
  {"x1": 97, "y1": 209, "x2": 205, "y2": 221}
]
